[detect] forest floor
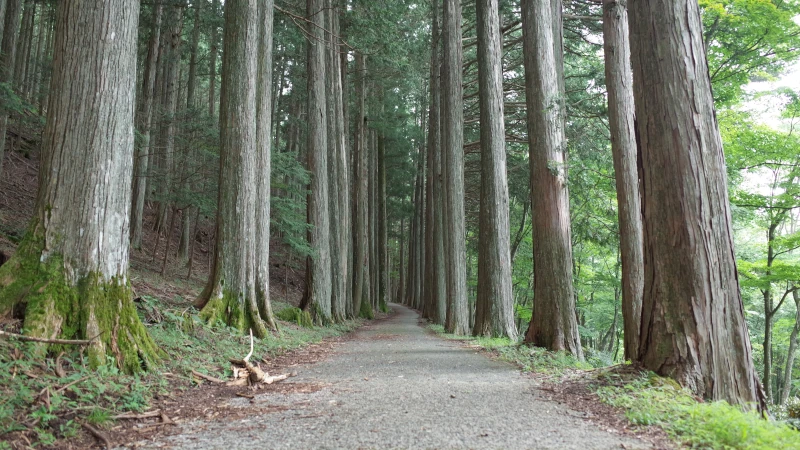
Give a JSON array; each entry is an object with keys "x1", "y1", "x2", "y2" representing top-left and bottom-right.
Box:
[{"x1": 135, "y1": 304, "x2": 662, "y2": 450}]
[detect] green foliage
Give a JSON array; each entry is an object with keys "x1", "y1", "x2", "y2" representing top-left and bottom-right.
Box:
[
  {"x1": 0, "y1": 339, "x2": 155, "y2": 444},
  {"x1": 596, "y1": 372, "x2": 800, "y2": 449},
  {"x1": 700, "y1": 0, "x2": 800, "y2": 106}
]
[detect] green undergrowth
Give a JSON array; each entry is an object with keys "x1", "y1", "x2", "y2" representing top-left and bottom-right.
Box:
[
  {"x1": 0, "y1": 296, "x2": 362, "y2": 447},
  {"x1": 594, "y1": 371, "x2": 800, "y2": 449},
  {"x1": 427, "y1": 324, "x2": 593, "y2": 376}
]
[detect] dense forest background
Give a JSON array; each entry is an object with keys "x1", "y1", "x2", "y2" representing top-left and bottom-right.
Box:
[{"x1": 2, "y1": 0, "x2": 800, "y2": 415}]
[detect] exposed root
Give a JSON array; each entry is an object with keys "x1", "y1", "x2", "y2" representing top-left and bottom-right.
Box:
[
  {"x1": 225, "y1": 328, "x2": 292, "y2": 386},
  {"x1": 80, "y1": 421, "x2": 112, "y2": 449}
]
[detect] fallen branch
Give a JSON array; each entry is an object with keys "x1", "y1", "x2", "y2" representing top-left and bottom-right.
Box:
[
  {"x1": 160, "y1": 411, "x2": 176, "y2": 425},
  {"x1": 262, "y1": 373, "x2": 290, "y2": 385},
  {"x1": 0, "y1": 329, "x2": 101, "y2": 346},
  {"x1": 54, "y1": 352, "x2": 67, "y2": 378},
  {"x1": 80, "y1": 421, "x2": 112, "y2": 449},
  {"x1": 191, "y1": 370, "x2": 225, "y2": 384},
  {"x1": 55, "y1": 376, "x2": 89, "y2": 393},
  {"x1": 113, "y1": 410, "x2": 162, "y2": 420},
  {"x1": 227, "y1": 328, "x2": 291, "y2": 385}
]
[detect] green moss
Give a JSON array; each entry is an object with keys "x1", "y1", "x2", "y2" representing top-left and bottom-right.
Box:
[
  {"x1": 359, "y1": 299, "x2": 374, "y2": 319},
  {"x1": 198, "y1": 288, "x2": 268, "y2": 338},
  {"x1": 595, "y1": 373, "x2": 800, "y2": 449},
  {"x1": 0, "y1": 228, "x2": 160, "y2": 373},
  {"x1": 275, "y1": 307, "x2": 313, "y2": 328}
]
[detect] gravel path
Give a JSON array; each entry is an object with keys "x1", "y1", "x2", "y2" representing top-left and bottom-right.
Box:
[{"x1": 153, "y1": 304, "x2": 649, "y2": 449}]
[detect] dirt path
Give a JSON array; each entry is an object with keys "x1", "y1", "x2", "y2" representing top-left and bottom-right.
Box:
[{"x1": 145, "y1": 304, "x2": 649, "y2": 449}]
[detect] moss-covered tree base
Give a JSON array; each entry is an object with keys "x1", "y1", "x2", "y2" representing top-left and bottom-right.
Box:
[
  {"x1": 275, "y1": 307, "x2": 313, "y2": 328},
  {"x1": 359, "y1": 300, "x2": 374, "y2": 320},
  {"x1": 0, "y1": 238, "x2": 161, "y2": 373},
  {"x1": 198, "y1": 289, "x2": 269, "y2": 338}
]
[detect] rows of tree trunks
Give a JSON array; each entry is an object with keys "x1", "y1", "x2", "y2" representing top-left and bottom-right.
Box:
[
  {"x1": 402, "y1": 0, "x2": 764, "y2": 410},
  {"x1": 0, "y1": 0, "x2": 771, "y2": 412}
]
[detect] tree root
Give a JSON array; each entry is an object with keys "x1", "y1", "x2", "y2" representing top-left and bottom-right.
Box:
[
  {"x1": 0, "y1": 329, "x2": 102, "y2": 345},
  {"x1": 226, "y1": 328, "x2": 292, "y2": 386},
  {"x1": 80, "y1": 421, "x2": 112, "y2": 449}
]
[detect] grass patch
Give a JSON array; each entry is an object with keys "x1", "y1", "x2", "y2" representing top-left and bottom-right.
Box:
[
  {"x1": 427, "y1": 324, "x2": 592, "y2": 376},
  {"x1": 594, "y1": 371, "x2": 800, "y2": 449},
  {"x1": 0, "y1": 296, "x2": 362, "y2": 446}
]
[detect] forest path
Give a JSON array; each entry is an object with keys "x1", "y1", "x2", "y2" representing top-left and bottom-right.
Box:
[{"x1": 154, "y1": 304, "x2": 649, "y2": 449}]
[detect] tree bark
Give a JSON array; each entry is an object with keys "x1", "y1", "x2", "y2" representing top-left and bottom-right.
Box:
[
  {"x1": 423, "y1": 0, "x2": 440, "y2": 322},
  {"x1": 326, "y1": 0, "x2": 349, "y2": 323},
  {"x1": 131, "y1": 0, "x2": 163, "y2": 250},
  {"x1": 27, "y1": 2, "x2": 45, "y2": 102},
  {"x1": 303, "y1": 0, "x2": 332, "y2": 323},
  {"x1": 378, "y1": 129, "x2": 388, "y2": 311},
  {"x1": 473, "y1": 0, "x2": 516, "y2": 340},
  {"x1": 0, "y1": 0, "x2": 22, "y2": 182},
  {"x1": 196, "y1": 0, "x2": 271, "y2": 338},
  {"x1": 0, "y1": 0, "x2": 158, "y2": 373},
  {"x1": 780, "y1": 288, "x2": 800, "y2": 405},
  {"x1": 186, "y1": 0, "x2": 201, "y2": 109},
  {"x1": 521, "y1": 0, "x2": 582, "y2": 358},
  {"x1": 441, "y1": 0, "x2": 469, "y2": 335},
  {"x1": 255, "y1": 0, "x2": 277, "y2": 331},
  {"x1": 154, "y1": 4, "x2": 183, "y2": 234},
  {"x1": 352, "y1": 53, "x2": 369, "y2": 317},
  {"x1": 629, "y1": 0, "x2": 763, "y2": 408},
  {"x1": 13, "y1": 0, "x2": 33, "y2": 91},
  {"x1": 208, "y1": 0, "x2": 220, "y2": 117},
  {"x1": 603, "y1": 0, "x2": 643, "y2": 361}
]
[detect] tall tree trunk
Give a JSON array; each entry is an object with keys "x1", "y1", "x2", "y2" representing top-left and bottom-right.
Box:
[
  {"x1": 603, "y1": 0, "x2": 643, "y2": 361},
  {"x1": 762, "y1": 220, "x2": 778, "y2": 402},
  {"x1": 369, "y1": 128, "x2": 378, "y2": 310},
  {"x1": 629, "y1": 0, "x2": 763, "y2": 408},
  {"x1": 334, "y1": 7, "x2": 351, "y2": 321},
  {"x1": 352, "y1": 53, "x2": 369, "y2": 317},
  {"x1": 432, "y1": 51, "x2": 447, "y2": 322},
  {"x1": 29, "y1": 2, "x2": 46, "y2": 106},
  {"x1": 186, "y1": 0, "x2": 201, "y2": 109},
  {"x1": 155, "y1": 5, "x2": 184, "y2": 234},
  {"x1": 441, "y1": 0, "x2": 469, "y2": 335},
  {"x1": 474, "y1": 0, "x2": 516, "y2": 340},
  {"x1": 255, "y1": 0, "x2": 277, "y2": 331},
  {"x1": 131, "y1": 0, "x2": 163, "y2": 250},
  {"x1": 303, "y1": 0, "x2": 332, "y2": 323},
  {"x1": 0, "y1": 0, "x2": 158, "y2": 372},
  {"x1": 521, "y1": 0, "x2": 582, "y2": 357},
  {"x1": 0, "y1": 1, "x2": 6, "y2": 46},
  {"x1": 326, "y1": 0, "x2": 348, "y2": 322},
  {"x1": 208, "y1": 0, "x2": 220, "y2": 117},
  {"x1": 13, "y1": 0, "x2": 32, "y2": 91},
  {"x1": 398, "y1": 217, "x2": 406, "y2": 303},
  {"x1": 378, "y1": 131, "x2": 388, "y2": 312},
  {"x1": 780, "y1": 288, "x2": 800, "y2": 405},
  {"x1": 177, "y1": 0, "x2": 203, "y2": 261},
  {"x1": 0, "y1": 0, "x2": 22, "y2": 181},
  {"x1": 37, "y1": 3, "x2": 53, "y2": 113},
  {"x1": 424, "y1": 0, "x2": 446, "y2": 324},
  {"x1": 196, "y1": 0, "x2": 271, "y2": 338}
]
